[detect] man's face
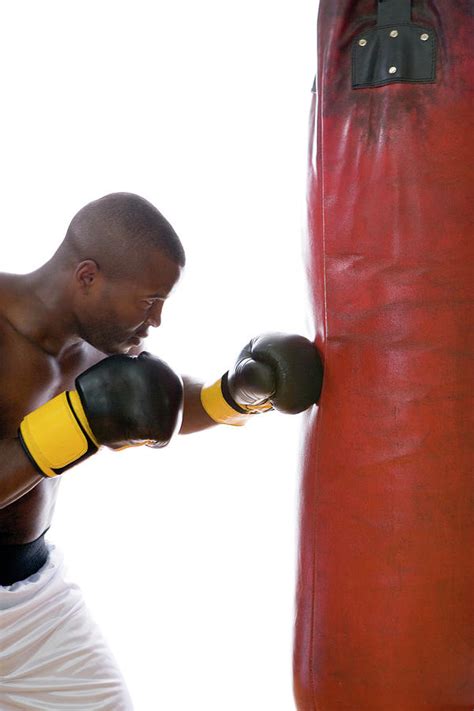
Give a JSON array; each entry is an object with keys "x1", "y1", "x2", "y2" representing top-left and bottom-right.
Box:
[{"x1": 75, "y1": 250, "x2": 182, "y2": 355}]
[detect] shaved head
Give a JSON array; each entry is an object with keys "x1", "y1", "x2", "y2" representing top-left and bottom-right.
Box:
[{"x1": 57, "y1": 192, "x2": 185, "y2": 278}]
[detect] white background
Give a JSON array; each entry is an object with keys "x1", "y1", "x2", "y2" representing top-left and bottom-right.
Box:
[{"x1": 1, "y1": 2, "x2": 318, "y2": 708}]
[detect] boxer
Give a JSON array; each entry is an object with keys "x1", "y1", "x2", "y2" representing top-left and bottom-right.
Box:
[{"x1": 0, "y1": 192, "x2": 322, "y2": 709}]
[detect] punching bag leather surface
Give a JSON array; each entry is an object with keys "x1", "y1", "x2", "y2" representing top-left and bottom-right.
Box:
[{"x1": 294, "y1": 1, "x2": 473, "y2": 709}]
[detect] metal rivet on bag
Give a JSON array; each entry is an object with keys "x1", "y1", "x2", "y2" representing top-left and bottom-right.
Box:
[
  {"x1": 390, "y1": 30, "x2": 399, "y2": 38},
  {"x1": 420, "y1": 33, "x2": 429, "y2": 41},
  {"x1": 359, "y1": 38, "x2": 367, "y2": 46},
  {"x1": 389, "y1": 66, "x2": 397, "y2": 74}
]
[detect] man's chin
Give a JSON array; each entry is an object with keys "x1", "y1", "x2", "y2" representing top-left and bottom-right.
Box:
[
  {"x1": 84, "y1": 335, "x2": 142, "y2": 356},
  {"x1": 121, "y1": 337, "x2": 144, "y2": 355},
  {"x1": 117, "y1": 342, "x2": 137, "y2": 355},
  {"x1": 94, "y1": 342, "x2": 130, "y2": 356}
]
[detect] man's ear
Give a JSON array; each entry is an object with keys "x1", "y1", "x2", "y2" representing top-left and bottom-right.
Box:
[{"x1": 75, "y1": 260, "x2": 100, "y2": 291}]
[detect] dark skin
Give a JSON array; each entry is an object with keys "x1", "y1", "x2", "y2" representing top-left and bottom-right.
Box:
[{"x1": 0, "y1": 249, "x2": 217, "y2": 545}]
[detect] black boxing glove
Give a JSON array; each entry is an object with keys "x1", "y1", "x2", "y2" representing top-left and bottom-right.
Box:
[
  {"x1": 200, "y1": 332, "x2": 323, "y2": 426},
  {"x1": 19, "y1": 352, "x2": 184, "y2": 477}
]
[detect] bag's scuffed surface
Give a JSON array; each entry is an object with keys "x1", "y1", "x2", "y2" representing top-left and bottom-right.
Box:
[{"x1": 294, "y1": 1, "x2": 474, "y2": 708}]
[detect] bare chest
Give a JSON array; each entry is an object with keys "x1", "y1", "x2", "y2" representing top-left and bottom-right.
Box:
[
  {"x1": 0, "y1": 322, "x2": 101, "y2": 437},
  {"x1": 0, "y1": 320, "x2": 104, "y2": 543}
]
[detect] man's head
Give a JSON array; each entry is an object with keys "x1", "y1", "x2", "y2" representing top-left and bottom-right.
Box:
[{"x1": 56, "y1": 192, "x2": 185, "y2": 355}]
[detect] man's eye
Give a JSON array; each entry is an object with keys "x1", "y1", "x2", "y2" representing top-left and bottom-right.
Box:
[{"x1": 141, "y1": 300, "x2": 154, "y2": 308}]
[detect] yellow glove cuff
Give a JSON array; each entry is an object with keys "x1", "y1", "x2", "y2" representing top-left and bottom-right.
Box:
[
  {"x1": 19, "y1": 391, "x2": 99, "y2": 478},
  {"x1": 200, "y1": 373, "x2": 273, "y2": 426}
]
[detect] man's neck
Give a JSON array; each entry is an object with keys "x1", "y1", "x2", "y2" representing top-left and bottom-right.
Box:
[{"x1": 8, "y1": 264, "x2": 83, "y2": 359}]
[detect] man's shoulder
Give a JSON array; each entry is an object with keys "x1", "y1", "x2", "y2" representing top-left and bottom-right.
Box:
[
  {"x1": 0, "y1": 281, "x2": 16, "y2": 348},
  {"x1": 0, "y1": 273, "x2": 23, "y2": 335},
  {"x1": 0, "y1": 271, "x2": 19, "y2": 299}
]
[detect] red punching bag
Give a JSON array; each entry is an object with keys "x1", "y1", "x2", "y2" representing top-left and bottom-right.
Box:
[{"x1": 294, "y1": 1, "x2": 473, "y2": 708}]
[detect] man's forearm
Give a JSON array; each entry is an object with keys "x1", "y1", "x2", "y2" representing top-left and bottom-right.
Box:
[
  {"x1": 0, "y1": 377, "x2": 212, "y2": 508},
  {"x1": 0, "y1": 438, "x2": 44, "y2": 509},
  {"x1": 179, "y1": 376, "x2": 219, "y2": 435}
]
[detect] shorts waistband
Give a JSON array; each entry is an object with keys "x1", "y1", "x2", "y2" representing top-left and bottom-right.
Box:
[{"x1": 0, "y1": 531, "x2": 49, "y2": 586}]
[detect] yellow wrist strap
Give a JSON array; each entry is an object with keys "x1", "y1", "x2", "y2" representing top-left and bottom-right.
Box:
[
  {"x1": 19, "y1": 391, "x2": 99, "y2": 478},
  {"x1": 200, "y1": 373, "x2": 273, "y2": 427}
]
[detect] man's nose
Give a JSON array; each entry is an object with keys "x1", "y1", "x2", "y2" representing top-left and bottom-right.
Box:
[{"x1": 147, "y1": 301, "x2": 163, "y2": 328}]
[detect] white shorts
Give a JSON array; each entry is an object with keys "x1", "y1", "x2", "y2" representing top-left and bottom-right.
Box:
[{"x1": 0, "y1": 543, "x2": 134, "y2": 710}]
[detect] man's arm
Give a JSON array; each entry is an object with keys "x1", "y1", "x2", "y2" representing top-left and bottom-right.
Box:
[
  {"x1": 126, "y1": 345, "x2": 219, "y2": 436},
  {"x1": 179, "y1": 376, "x2": 219, "y2": 435},
  {"x1": 0, "y1": 438, "x2": 44, "y2": 509},
  {"x1": 0, "y1": 373, "x2": 209, "y2": 509}
]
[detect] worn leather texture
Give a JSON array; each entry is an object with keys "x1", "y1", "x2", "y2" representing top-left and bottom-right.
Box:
[{"x1": 294, "y1": 1, "x2": 474, "y2": 708}]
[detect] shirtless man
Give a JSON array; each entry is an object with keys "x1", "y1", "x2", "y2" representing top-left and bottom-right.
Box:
[{"x1": 0, "y1": 192, "x2": 322, "y2": 710}]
